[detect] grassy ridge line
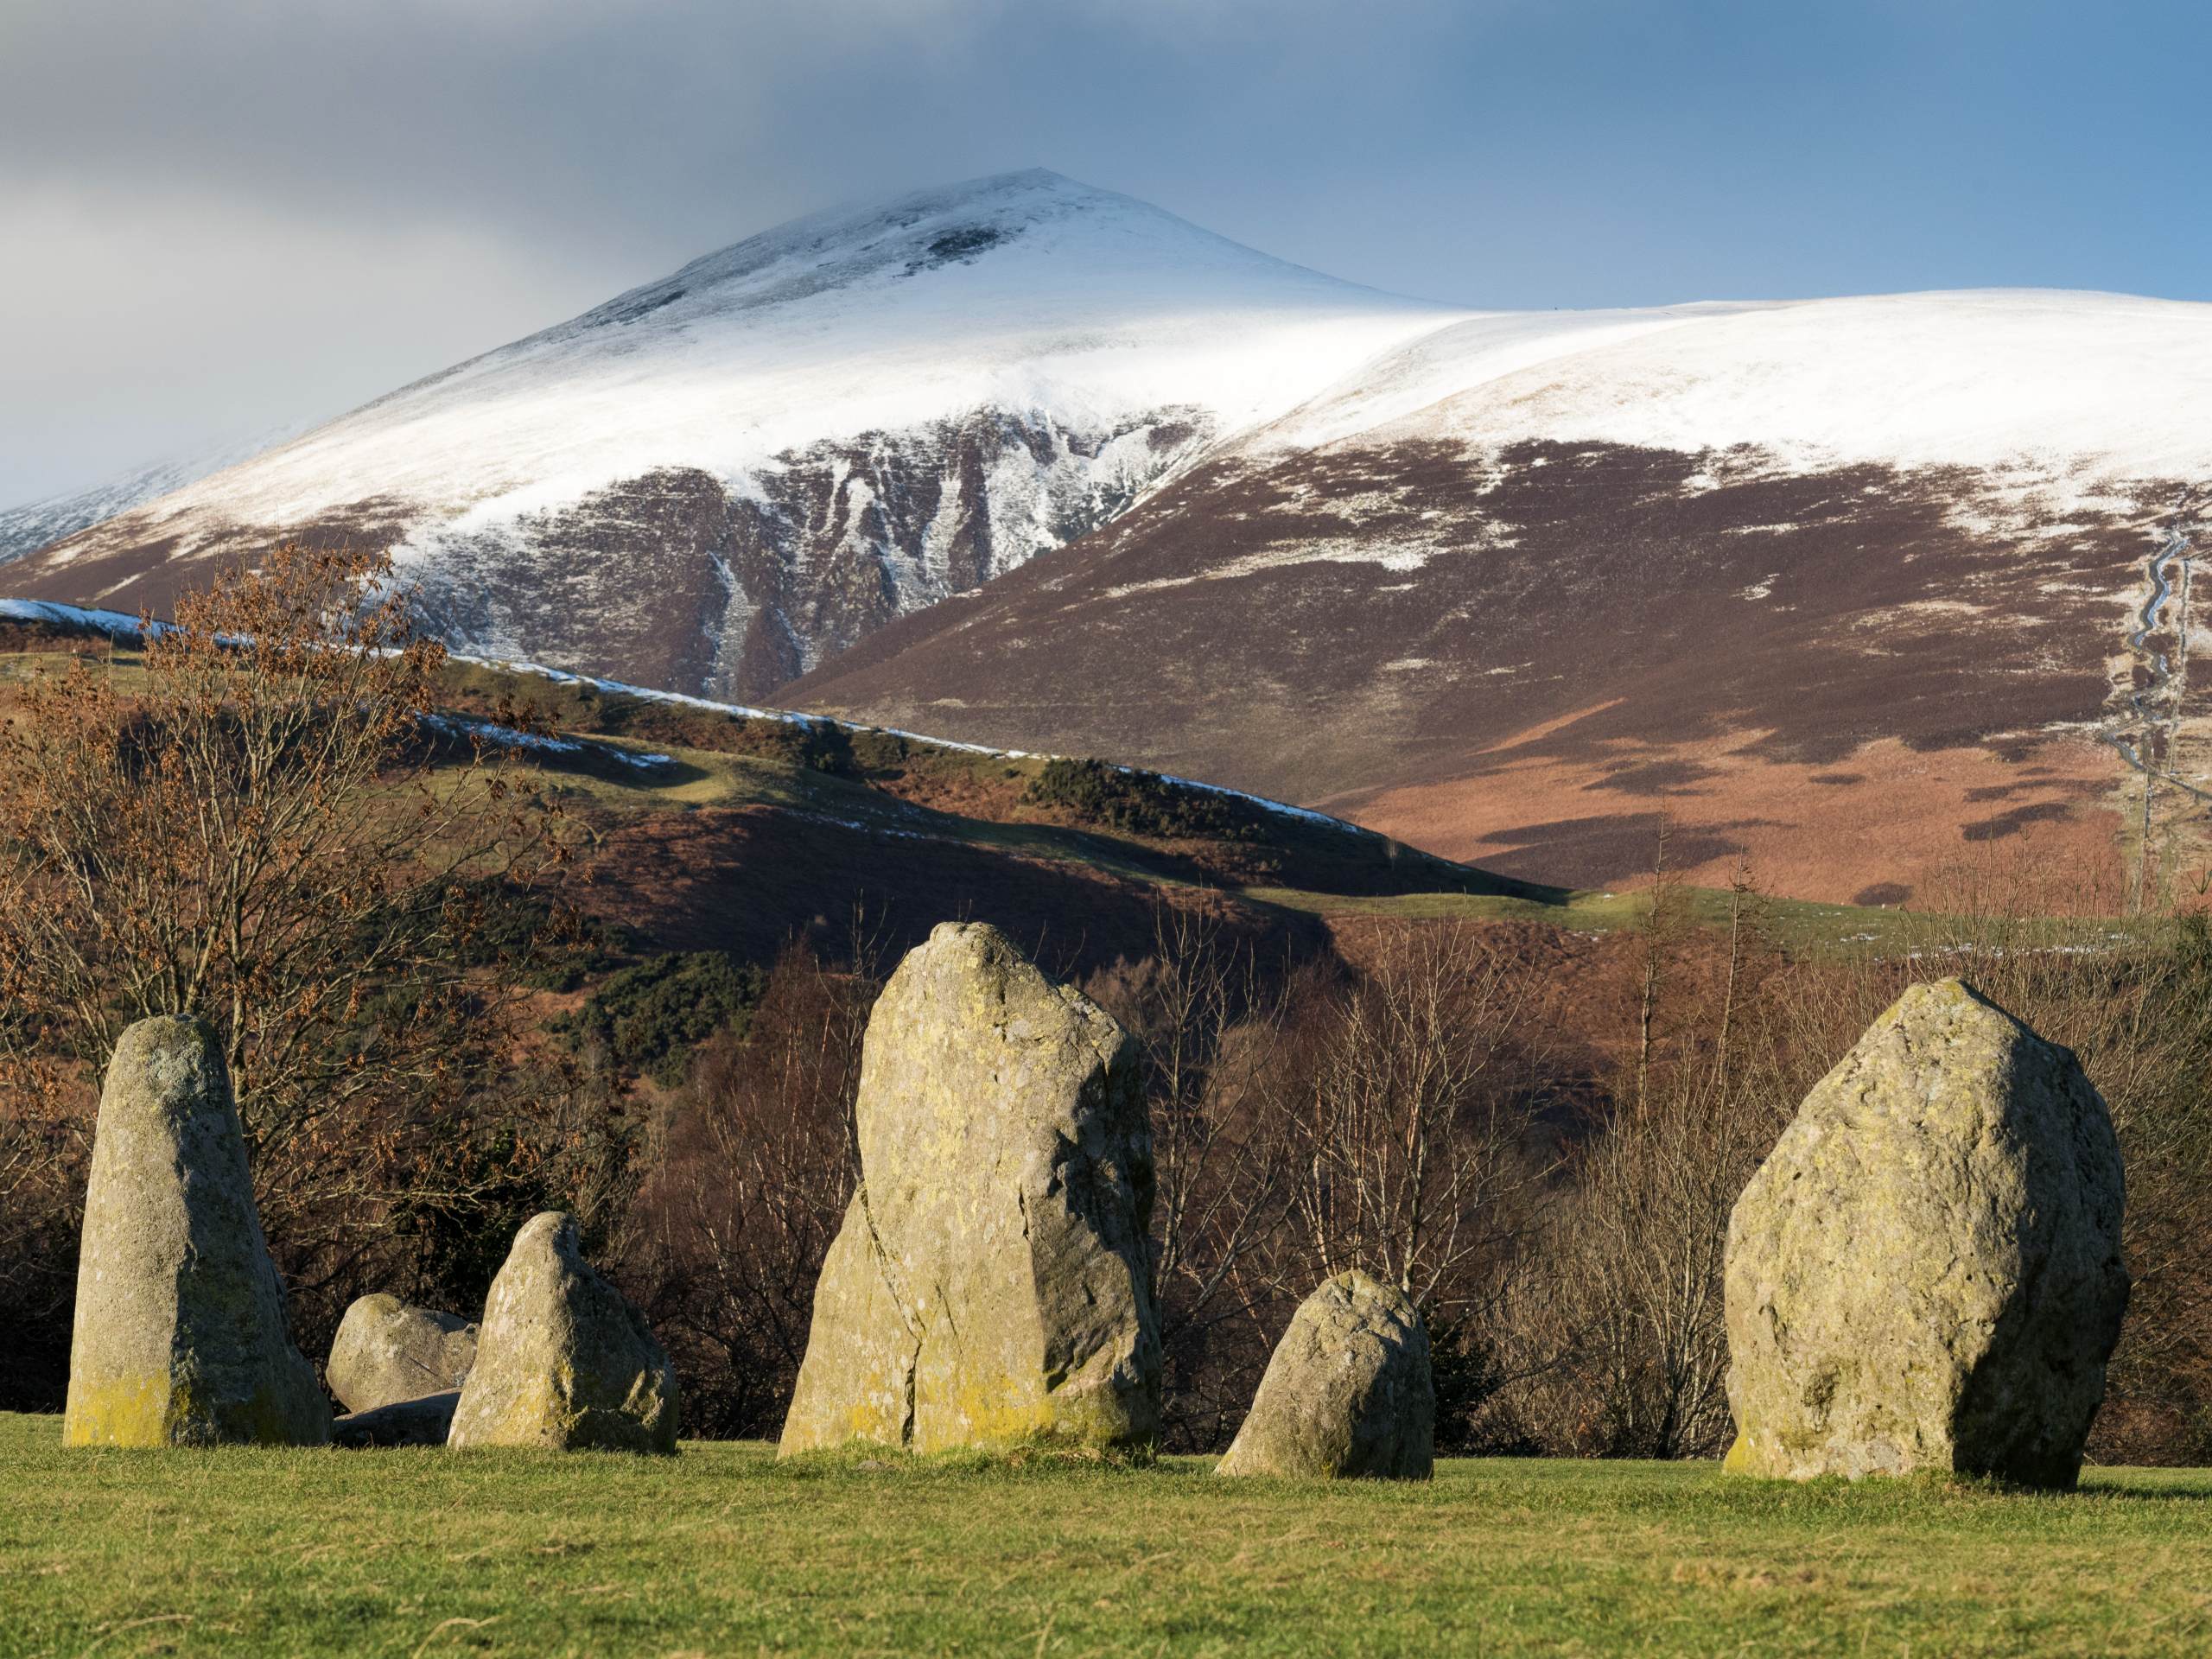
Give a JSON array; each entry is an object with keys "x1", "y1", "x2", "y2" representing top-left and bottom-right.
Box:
[
  {"x1": 0, "y1": 595, "x2": 1407, "y2": 855},
  {"x1": 2, "y1": 1417, "x2": 2208, "y2": 1656},
  {"x1": 0, "y1": 609, "x2": 1914, "y2": 932}
]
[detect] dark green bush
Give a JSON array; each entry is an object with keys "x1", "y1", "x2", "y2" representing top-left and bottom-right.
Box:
[
  {"x1": 845, "y1": 728, "x2": 912, "y2": 773},
  {"x1": 554, "y1": 951, "x2": 767, "y2": 1084},
  {"x1": 431, "y1": 879, "x2": 632, "y2": 992},
  {"x1": 726, "y1": 717, "x2": 855, "y2": 773},
  {"x1": 1021, "y1": 757, "x2": 1254, "y2": 842}
]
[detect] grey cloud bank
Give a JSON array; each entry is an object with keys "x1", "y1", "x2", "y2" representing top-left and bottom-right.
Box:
[{"x1": 2, "y1": 0, "x2": 2206, "y2": 503}]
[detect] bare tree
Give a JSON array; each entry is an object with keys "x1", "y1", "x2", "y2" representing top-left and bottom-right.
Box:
[
  {"x1": 622, "y1": 940, "x2": 880, "y2": 1437},
  {"x1": 1287, "y1": 925, "x2": 1553, "y2": 1311},
  {"x1": 1081, "y1": 906, "x2": 1308, "y2": 1444},
  {"x1": 1539, "y1": 865, "x2": 1788, "y2": 1459},
  {"x1": 0, "y1": 544, "x2": 562, "y2": 1299}
]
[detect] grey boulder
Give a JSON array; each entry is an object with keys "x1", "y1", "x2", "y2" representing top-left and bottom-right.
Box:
[
  {"x1": 781, "y1": 922, "x2": 1159, "y2": 1456},
  {"x1": 327, "y1": 1294, "x2": 477, "y2": 1413},
  {"x1": 448, "y1": 1211, "x2": 677, "y2": 1453},
  {"x1": 1217, "y1": 1270, "x2": 1434, "y2": 1479},
  {"x1": 1724, "y1": 978, "x2": 2128, "y2": 1487}
]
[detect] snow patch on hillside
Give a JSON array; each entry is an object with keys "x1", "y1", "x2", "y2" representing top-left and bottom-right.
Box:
[
  {"x1": 0, "y1": 594, "x2": 1382, "y2": 842},
  {"x1": 1258, "y1": 289, "x2": 2212, "y2": 496},
  {"x1": 0, "y1": 598, "x2": 156, "y2": 636}
]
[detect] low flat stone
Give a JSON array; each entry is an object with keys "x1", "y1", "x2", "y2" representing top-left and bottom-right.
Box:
[
  {"x1": 332, "y1": 1390, "x2": 461, "y2": 1448},
  {"x1": 1217, "y1": 1270, "x2": 1434, "y2": 1479},
  {"x1": 327, "y1": 1294, "x2": 477, "y2": 1413}
]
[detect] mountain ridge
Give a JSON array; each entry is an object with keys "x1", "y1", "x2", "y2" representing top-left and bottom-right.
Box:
[
  {"x1": 785, "y1": 285, "x2": 2212, "y2": 901},
  {"x1": 6, "y1": 168, "x2": 1457, "y2": 697},
  {"x1": 12, "y1": 174, "x2": 2212, "y2": 899}
]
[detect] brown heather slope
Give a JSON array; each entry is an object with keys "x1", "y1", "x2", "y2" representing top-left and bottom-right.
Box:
[
  {"x1": 0, "y1": 617, "x2": 1548, "y2": 988},
  {"x1": 789, "y1": 438, "x2": 2184, "y2": 904}
]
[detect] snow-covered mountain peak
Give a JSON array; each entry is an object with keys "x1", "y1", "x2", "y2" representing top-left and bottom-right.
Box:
[
  {"x1": 17, "y1": 170, "x2": 1459, "y2": 698},
  {"x1": 568, "y1": 168, "x2": 1205, "y2": 329},
  {"x1": 385, "y1": 166, "x2": 1423, "y2": 416},
  {"x1": 28, "y1": 167, "x2": 2212, "y2": 736},
  {"x1": 569, "y1": 167, "x2": 1377, "y2": 326},
  {"x1": 122, "y1": 168, "x2": 1458, "y2": 539}
]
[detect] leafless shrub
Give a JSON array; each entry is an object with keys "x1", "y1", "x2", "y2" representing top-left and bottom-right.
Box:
[
  {"x1": 0, "y1": 545, "x2": 569, "y2": 1382},
  {"x1": 1084, "y1": 906, "x2": 1313, "y2": 1445},
  {"x1": 620, "y1": 943, "x2": 879, "y2": 1438}
]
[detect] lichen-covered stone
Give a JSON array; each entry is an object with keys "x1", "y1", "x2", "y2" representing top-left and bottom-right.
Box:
[
  {"x1": 781, "y1": 921, "x2": 1159, "y2": 1456},
  {"x1": 333, "y1": 1390, "x2": 460, "y2": 1448},
  {"x1": 448, "y1": 1212, "x2": 677, "y2": 1453},
  {"x1": 1724, "y1": 978, "x2": 2128, "y2": 1488},
  {"x1": 64, "y1": 1015, "x2": 330, "y2": 1447},
  {"x1": 1217, "y1": 1271, "x2": 1433, "y2": 1479},
  {"x1": 327, "y1": 1294, "x2": 477, "y2": 1413}
]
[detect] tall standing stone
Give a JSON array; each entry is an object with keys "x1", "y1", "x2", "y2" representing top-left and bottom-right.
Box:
[
  {"x1": 1724, "y1": 978, "x2": 2128, "y2": 1487},
  {"x1": 448, "y1": 1212, "x2": 678, "y2": 1453},
  {"x1": 781, "y1": 922, "x2": 1160, "y2": 1456},
  {"x1": 1217, "y1": 1270, "x2": 1434, "y2": 1479},
  {"x1": 64, "y1": 1015, "x2": 330, "y2": 1447}
]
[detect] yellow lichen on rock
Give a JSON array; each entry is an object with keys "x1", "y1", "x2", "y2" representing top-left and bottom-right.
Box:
[{"x1": 63, "y1": 1016, "x2": 329, "y2": 1448}]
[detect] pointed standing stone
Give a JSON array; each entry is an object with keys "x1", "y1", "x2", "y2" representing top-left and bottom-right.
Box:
[
  {"x1": 781, "y1": 922, "x2": 1160, "y2": 1456},
  {"x1": 64, "y1": 1015, "x2": 330, "y2": 1447},
  {"x1": 1724, "y1": 978, "x2": 2128, "y2": 1487},
  {"x1": 448, "y1": 1212, "x2": 678, "y2": 1453},
  {"x1": 1217, "y1": 1270, "x2": 1434, "y2": 1479}
]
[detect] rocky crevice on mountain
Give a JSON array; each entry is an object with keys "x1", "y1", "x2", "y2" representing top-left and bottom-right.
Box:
[{"x1": 405, "y1": 407, "x2": 1205, "y2": 700}]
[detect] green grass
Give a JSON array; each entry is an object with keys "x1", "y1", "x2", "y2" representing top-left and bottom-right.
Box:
[
  {"x1": 1243, "y1": 882, "x2": 1916, "y2": 950},
  {"x1": 3, "y1": 1418, "x2": 2209, "y2": 1656}
]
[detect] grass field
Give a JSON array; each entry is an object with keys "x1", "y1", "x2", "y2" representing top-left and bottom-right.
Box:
[{"x1": 3, "y1": 1418, "x2": 2209, "y2": 1656}]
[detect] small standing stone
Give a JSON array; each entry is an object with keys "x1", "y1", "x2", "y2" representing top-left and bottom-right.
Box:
[
  {"x1": 327, "y1": 1294, "x2": 477, "y2": 1413},
  {"x1": 1217, "y1": 1270, "x2": 1434, "y2": 1479},
  {"x1": 1724, "y1": 978, "x2": 2128, "y2": 1487},
  {"x1": 64, "y1": 1015, "x2": 330, "y2": 1447},
  {"x1": 448, "y1": 1212, "x2": 677, "y2": 1453}
]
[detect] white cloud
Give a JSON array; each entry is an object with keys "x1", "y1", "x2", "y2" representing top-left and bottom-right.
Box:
[{"x1": 0, "y1": 181, "x2": 639, "y2": 499}]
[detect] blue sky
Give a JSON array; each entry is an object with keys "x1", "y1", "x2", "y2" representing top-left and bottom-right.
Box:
[{"x1": 2, "y1": 0, "x2": 2205, "y2": 500}]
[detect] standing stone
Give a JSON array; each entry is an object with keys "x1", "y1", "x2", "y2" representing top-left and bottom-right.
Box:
[
  {"x1": 1217, "y1": 1271, "x2": 1434, "y2": 1479},
  {"x1": 1724, "y1": 978, "x2": 2128, "y2": 1488},
  {"x1": 781, "y1": 921, "x2": 1160, "y2": 1456},
  {"x1": 327, "y1": 1294, "x2": 477, "y2": 1414},
  {"x1": 448, "y1": 1212, "x2": 677, "y2": 1453},
  {"x1": 64, "y1": 1015, "x2": 330, "y2": 1447}
]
